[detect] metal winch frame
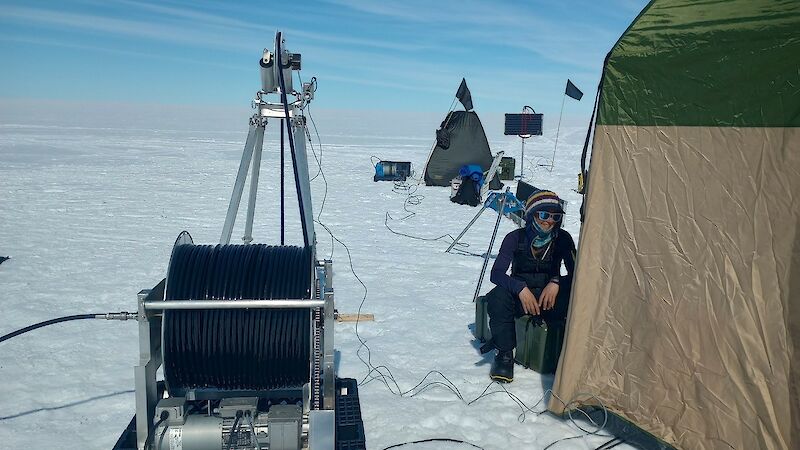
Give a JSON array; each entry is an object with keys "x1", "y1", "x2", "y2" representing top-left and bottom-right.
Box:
[
  {"x1": 133, "y1": 258, "x2": 336, "y2": 450},
  {"x1": 126, "y1": 31, "x2": 346, "y2": 450}
]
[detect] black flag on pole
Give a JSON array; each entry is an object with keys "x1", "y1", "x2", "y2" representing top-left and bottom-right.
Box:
[
  {"x1": 565, "y1": 79, "x2": 584, "y2": 101},
  {"x1": 456, "y1": 78, "x2": 474, "y2": 111}
]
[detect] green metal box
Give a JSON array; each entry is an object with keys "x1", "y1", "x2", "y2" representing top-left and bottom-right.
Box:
[
  {"x1": 514, "y1": 316, "x2": 565, "y2": 374},
  {"x1": 498, "y1": 157, "x2": 516, "y2": 180},
  {"x1": 474, "y1": 295, "x2": 492, "y2": 342}
]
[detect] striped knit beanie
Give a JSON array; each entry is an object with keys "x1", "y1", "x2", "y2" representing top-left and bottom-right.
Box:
[{"x1": 524, "y1": 190, "x2": 563, "y2": 219}]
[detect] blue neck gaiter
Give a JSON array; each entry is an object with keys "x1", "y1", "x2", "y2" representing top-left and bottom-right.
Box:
[{"x1": 526, "y1": 219, "x2": 553, "y2": 249}]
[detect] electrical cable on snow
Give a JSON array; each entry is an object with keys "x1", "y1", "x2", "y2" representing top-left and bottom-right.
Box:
[
  {"x1": 595, "y1": 437, "x2": 625, "y2": 450},
  {"x1": 376, "y1": 167, "x2": 473, "y2": 251},
  {"x1": 373, "y1": 157, "x2": 475, "y2": 253},
  {"x1": 389, "y1": 179, "x2": 424, "y2": 221},
  {"x1": 371, "y1": 154, "x2": 425, "y2": 222},
  {"x1": 298, "y1": 82, "x2": 613, "y2": 449},
  {"x1": 383, "y1": 211, "x2": 470, "y2": 250},
  {"x1": 290, "y1": 74, "x2": 394, "y2": 393},
  {"x1": 317, "y1": 172, "x2": 560, "y2": 423},
  {"x1": 318, "y1": 140, "x2": 542, "y2": 408},
  {"x1": 305, "y1": 108, "x2": 489, "y2": 403},
  {"x1": 541, "y1": 391, "x2": 614, "y2": 450},
  {"x1": 382, "y1": 437, "x2": 486, "y2": 450}
]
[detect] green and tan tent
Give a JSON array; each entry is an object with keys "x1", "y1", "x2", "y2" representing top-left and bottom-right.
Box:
[{"x1": 550, "y1": 1, "x2": 800, "y2": 449}]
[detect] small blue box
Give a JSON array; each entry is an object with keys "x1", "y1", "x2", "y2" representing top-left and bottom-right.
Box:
[{"x1": 374, "y1": 161, "x2": 412, "y2": 182}]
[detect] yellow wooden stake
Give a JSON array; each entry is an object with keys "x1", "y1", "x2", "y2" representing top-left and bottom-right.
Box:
[{"x1": 335, "y1": 313, "x2": 374, "y2": 323}]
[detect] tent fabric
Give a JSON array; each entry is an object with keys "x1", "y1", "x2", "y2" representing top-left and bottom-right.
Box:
[
  {"x1": 597, "y1": 1, "x2": 800, "y2": 128},
  {"x1": 424, "y1": 111, "x2": 500, "y2": 188},
  {"x1": 549, "y1": 1, "x2": 800, "y2": 450}
]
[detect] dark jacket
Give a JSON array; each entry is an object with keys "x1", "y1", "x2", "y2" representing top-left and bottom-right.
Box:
[{"x1": 489, "y1": 228, "x2": 576, "y2": 297}]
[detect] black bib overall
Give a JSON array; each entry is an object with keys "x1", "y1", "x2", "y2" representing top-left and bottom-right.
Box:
[
  {"x1": 486, "y1": 233, "x2": 570, "y2": 351},
  {"x1": 511, "y1": 238, "x2": 556, "y2": 298}
]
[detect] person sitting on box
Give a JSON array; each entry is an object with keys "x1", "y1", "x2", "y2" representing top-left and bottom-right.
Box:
[{"x1": 485, "y1": 189, "x2": 576, "y2": 383}]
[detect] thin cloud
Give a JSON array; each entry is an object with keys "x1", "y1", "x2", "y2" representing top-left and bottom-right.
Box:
[
  {"x1": 113, "y1": 0, "x2": 432, "y2": 52},
  {"x1": 323, "y1": 0, "x2": 535, "y2": 27},
  {"x1": 0, "y1": 6, "x2": 254, "y2": 53},
  {"x1": 321, "y1": 0, "x2": 623, "y2": 71},
  {"x1": 110, "y1": 0, "x2": 261, "y2": 30},
  {"x1": 0, "y1": 34, "x2": 248, "y2": 72}
]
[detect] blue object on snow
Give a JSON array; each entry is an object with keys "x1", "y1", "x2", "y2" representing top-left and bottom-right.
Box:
[
  {"x1": 484, "y1": 192, "x2": 524, "y2": 215},
  {"x1": 374, "y1": 161, "x2": 412, "y2": 182},
  {"x1": 458, "y1": 164, "x2": 484, "y2": 187}
]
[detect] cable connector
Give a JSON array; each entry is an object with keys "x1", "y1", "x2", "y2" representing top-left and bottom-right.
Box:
[{"x1": 101, "y1": 312, "x2": 138, "y2": 321}]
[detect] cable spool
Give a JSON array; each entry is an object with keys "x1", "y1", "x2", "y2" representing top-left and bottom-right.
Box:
[{"x1": 162, "y1": 234, "x2": 313, "y2": 395}]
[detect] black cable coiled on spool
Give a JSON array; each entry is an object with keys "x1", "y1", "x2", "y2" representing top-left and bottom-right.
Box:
[{"x1": 163, "y1": 244, "x2": 313, "y2": 394}]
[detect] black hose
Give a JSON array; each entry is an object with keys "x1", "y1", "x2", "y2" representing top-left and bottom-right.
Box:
[
  {"x1": 0, "y1": 314, "x2": 100, "y2": 344},
  {"x1": 163, "y1": 244, "x2": 313, "y2": 394},
  {"x1": 150, "y1": 410, "x2": 170, "y2": 450},
  {"x1": 276, "y1": 31, "x2": 310, "y2": 248}
]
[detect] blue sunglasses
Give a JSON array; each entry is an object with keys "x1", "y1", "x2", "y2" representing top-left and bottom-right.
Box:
[{"x1": 534, "y1": 211, "x2": 563, "y2": 221}]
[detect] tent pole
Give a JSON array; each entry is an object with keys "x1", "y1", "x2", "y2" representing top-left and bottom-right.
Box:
[{"x1": 551, "y1": 94, "x2": 566, "y2": 173}]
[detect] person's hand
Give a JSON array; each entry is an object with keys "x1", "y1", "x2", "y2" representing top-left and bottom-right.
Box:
[
  {"x1": 518, "y1": 287, "x2": 540, "y2": 316},
  {"x1": 539, "y1": 282, "x2": 560, "y2": 311}
]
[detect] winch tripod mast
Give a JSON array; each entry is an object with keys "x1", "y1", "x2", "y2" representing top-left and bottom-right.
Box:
[
  {"x1": 220, "y1": 32, "x2": 316, "y2": 248},
  {"x1": 117, "y1": 32, "x2": 365, "y2": 450}
]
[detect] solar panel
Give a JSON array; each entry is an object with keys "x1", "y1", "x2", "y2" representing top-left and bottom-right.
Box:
[
  {"x1": 516, "y1": 180, "x2": 538, "y2": 203},
  {"x1": 504, "y1": 113, "x2": 543, "y2": 136},
  {"x1": 511, "y1": 181, "x2": 568, "y2": 219}
]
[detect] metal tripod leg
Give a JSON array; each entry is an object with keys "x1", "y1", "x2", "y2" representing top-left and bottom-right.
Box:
[
  {"x1": 445, "y1": 205, "x2": 489, "y2": 253},
  {"x1": 221, "y1": 125, "x2": 261, "y2": 244},
  {"x1": 472, "y1": 191, "x2": 508, "y2": 303},
  {"x1": 243, "y1": 127, "x2": 265, "y2": 244}
]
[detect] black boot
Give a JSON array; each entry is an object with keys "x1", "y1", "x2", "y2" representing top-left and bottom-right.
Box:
[{"x1": 490, "y1": 350, "x2": 514, "y2": 383}]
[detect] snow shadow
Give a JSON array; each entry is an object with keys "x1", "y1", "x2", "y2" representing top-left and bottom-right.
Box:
[{"x1": 0, "y1": 390, "x2": 134, "y2": 421}]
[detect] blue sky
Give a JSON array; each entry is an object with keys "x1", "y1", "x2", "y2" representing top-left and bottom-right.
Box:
[{"x1": 0, "y1": 0, "x2": 647, "y2": 118}]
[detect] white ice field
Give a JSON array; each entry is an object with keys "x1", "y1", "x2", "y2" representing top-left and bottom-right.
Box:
[{"x1": 0, "y1": 100, "x2": 635, "y2": 450}]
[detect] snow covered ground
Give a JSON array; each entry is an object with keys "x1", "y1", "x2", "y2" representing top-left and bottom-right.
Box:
[{"x1": 0, "y1": 101, "x2": 632, "y2": 449}]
